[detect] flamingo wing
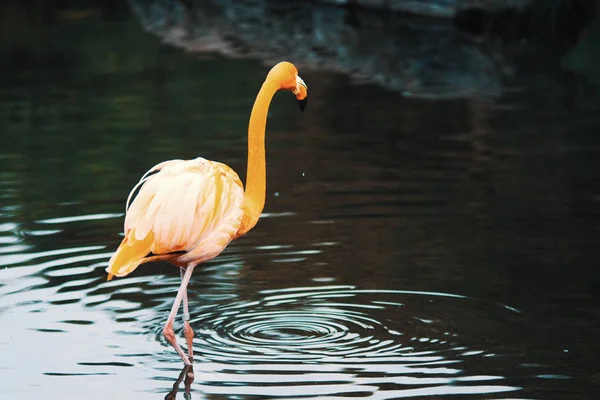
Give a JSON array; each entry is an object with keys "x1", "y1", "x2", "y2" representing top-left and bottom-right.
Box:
[{"x1": 106, "y1": 157, "x2": 245, "y2": 279}]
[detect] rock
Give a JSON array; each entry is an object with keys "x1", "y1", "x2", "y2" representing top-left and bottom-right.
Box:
[
  {"x1": 130, "y1": 0, "x2": 506, "y2": 98},
  {"x1": 128, "y1": 0, "x2": 596, "y2": 98},
  {"x1": 315, "y1": 0, "x2": 533, "y2": 18}
]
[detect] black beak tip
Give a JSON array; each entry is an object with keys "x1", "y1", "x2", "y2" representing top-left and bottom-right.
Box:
[{"x1": 298, "y1": 98, "x2": 307, "y2": 112}]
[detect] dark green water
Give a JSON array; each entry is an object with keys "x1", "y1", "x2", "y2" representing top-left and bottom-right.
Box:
[{"x1": 1, "y1": 2, "x2": 599, "y2": 399}]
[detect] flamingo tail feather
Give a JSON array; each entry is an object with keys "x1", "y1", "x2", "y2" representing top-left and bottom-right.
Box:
[{"x1": 106, "y1": 229, "x2": 155, "y2": 281}]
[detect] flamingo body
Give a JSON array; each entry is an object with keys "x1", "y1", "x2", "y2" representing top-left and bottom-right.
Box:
[{"x1": 106, "y1": 158, "x2": 245, "y2": 279}]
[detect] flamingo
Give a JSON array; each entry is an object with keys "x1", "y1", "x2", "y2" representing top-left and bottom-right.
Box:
[{"x1": 105, "y1": 61, "x2": 308, "y2": 365}]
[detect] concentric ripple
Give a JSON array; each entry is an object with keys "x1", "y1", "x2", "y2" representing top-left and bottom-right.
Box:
[
  {"x1": 151, "y1": 286, "x2": 532, "y2": 398},
  {"x1": 203, "y1": 304, "x2": 396, "y2": 362}
]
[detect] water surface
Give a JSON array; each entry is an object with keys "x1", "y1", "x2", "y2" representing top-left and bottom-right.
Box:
[{"x1": 1, "y1": 3, "x2": 600, "y2": 399}]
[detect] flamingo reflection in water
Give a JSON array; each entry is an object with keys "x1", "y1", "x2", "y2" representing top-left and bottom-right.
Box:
[
  {"x1": 165, "y1": 365, "x2": 195, "y2": 400},
  {"x1": 105, "y1": 62, "x2": 308, "y2": 365}
]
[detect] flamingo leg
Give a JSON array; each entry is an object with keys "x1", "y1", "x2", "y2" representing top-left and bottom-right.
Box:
[
  {"x1": 163, "y1": 265, "x2": 195, "y2": 365},
  {"x1": 180, "y1": 267, "x2": 195, "y2": 362}
]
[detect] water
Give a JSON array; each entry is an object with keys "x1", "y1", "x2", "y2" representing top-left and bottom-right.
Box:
[{"x1": 1, "y1": 2, "x2": 600, "y2": 399}]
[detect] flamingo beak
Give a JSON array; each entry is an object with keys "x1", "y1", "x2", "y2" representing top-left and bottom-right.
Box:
[
  {"x1": 294, "y1": 75, "x2": 308, "y2": 112},
  {"x1": 297, "y1": 98, "x2": 307, "y2": 112}
]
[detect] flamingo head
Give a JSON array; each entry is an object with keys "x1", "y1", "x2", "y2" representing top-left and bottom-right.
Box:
[{"x1": 268, "y1": 61, "x2": 308, "y2": 112}]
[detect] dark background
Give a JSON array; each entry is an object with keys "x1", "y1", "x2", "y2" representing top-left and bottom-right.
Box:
[{"x1": 0, "y1": 1, "x2": 599, "y2": 399}]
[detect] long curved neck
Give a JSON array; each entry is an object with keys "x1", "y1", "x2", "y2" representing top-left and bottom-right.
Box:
[{"x1": 239, "y1": 78, "x2": 279, "y2": 235}]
